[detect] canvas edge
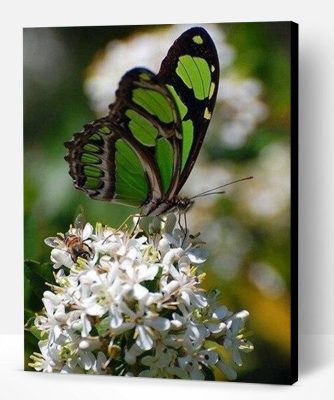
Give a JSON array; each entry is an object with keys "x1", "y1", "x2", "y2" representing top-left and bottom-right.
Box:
[{"x1": 290, "y1": 20, "x2": 299, "y2": 385}]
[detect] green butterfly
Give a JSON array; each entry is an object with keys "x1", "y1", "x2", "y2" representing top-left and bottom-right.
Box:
[{"x1": 65, "y1": 27, "x2": 219, "y2": 216}]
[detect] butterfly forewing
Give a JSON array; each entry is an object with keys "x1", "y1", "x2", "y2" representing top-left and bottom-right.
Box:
[{"x1": 157, "y1": 27, "x2": 220, "y2": 193}]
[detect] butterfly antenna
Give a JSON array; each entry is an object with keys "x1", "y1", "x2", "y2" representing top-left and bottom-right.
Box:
[
  {"x1": 192, "y1": 190, "x2": 226, "y2": 198},
  {"x1": 190, "y1": 176, "x2": 253, "y2": 199}
]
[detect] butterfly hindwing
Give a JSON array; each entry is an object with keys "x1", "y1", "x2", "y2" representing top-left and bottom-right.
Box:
[
  {"x1": 65, "y1": 67, "x2": 183, "y2": 210},
  {"x1": 65, "y1": 118, "x2": 150, "y2": 207}
]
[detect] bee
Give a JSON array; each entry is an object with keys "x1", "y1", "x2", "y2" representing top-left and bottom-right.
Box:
[{"x1": 45, "y1": 214, "x2": 94, "y2": 262}]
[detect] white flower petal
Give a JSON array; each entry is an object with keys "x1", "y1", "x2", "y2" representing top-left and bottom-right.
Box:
[
  {"x1": 158, "y1": 237, "x2": 170, "y2": 257},
  {"x1": 125, "y1": 343, "x2": 144, "y2": 365},
  {"x1": 53, "y1": 325, "x2": 63, "y2": 342},
  {"x1": 109, "y1": 310, "x2": 123, "y2": 329},
  {"x1": 180, "y1": 290, "x2": 191, "y2": 306},
  {"x1": 111, "y1": 322, "x2": 134, "y2": 335},
  {"x1": 170, "y1": 319, "x2": 183, "y2": 329},
  {"x1": 94, "y1": 352, "x2": 107, "y2": 373},
  {"x1": 206, "y1": 321, "x2": 226, "y2": 334},
  {"x1": 51, "y1": 248, "x2": 73, "y2": 269},
  {"x1": 147, "y1": 317, "x2": 170, "y2": 331},
  {"x1": 138, "y1": 264, "x2": 158, "y2": 281},
  {"x1": 81, "y1": 314, "x2": 92, "y2": 337},
  {"x1": 136, "y1": 325, "x2": 153, "y2": 350},
  {"x1": 126, "y1": 247, "x2": 138, "y2": 260},
  {"x1": 144, "y1": 292, "x2": 163, "y2": 306},
  {"x1": 133, "y1": 283, "x2": 149, "y2": 300},
  {"x1": 190, "y1": 368, "x2": 205, "y2": 380},
  {"x1": 43, "y1": 291, "x2": 61, "y2": 306},
  {"x1": 82, "y1": 223, "x2": 93, "y2": 240},
  {"x1": 162, "y1": 280, "x2": 180, "y2": 295},
  {"x1": 188, "y1": 248, "x2": 208, "y2": 264},
  {"x1": 162, "y1": 248, "x2": 184, "y2": 266},
  {"x1": 199, "y1": 350, "x2": 218, "y2": 366},
  {"x1": 78, "y1": 351, "x2": 95, "y2": 370},
  {"x1": 217, "y1": 360, "x2": 237, "y2": 380},
  {"x1": 192, "y1": 292, "x2": 208, "y2": 308},
  {"x1": 232, "y1": 348, "x2": 243, "y2": 366},
  {"x1": 212, "y1": 305, "x2": 232, "y2": 319},
  {"x1": 86, "y1": 302, "x2": 106, "y2": 317}
]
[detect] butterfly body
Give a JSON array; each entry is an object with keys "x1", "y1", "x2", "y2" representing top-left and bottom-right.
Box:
[
  {"x1": 65, "y1": 27, "x2": 219, "y2": 216},
  {"x1": 142, "y1": 196, "x2": 194, "y2": 217}
]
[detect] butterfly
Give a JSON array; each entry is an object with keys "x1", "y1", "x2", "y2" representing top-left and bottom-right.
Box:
[{"x1": 65, "y1": 27, "x2": 220, "y2": 217}]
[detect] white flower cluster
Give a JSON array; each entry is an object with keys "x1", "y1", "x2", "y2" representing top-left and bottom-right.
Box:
[{"x1": 29, "y1": 215, "x2": 253, "y2": 380}]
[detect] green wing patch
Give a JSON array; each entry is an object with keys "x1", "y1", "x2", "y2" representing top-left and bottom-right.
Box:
[
  {"x1": 125, "y1": 109, "x2": 158, "y2": 147},
  {"x1": 155, "y1": 138, "x2": 174, "y2": 193},
  {"x1": 181, "y1": 119, "x2": 194, "y2": 170},
  {"x1": 132, "y1": 88, "x2": 174, "y2": 124},
  {"x1": 176, "y1": 55, "x2": 211, "y2": 100},
  {"x1": 114, "y1": 139, "x2": 149, "y2": 205}
]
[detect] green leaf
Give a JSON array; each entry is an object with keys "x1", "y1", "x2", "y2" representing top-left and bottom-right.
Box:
[
  {"x1": 24, "y1": 309, "x2": 35, "y2": 323},
  {"x1": 25, "y1": 316, "x2": 47, "y2": 341},
  {"x1": 30, "y1": 325, "x2": 46, "y2": 341},
  {"x1": 24, "y1": 259, "x2": 54, "y2": 299},
  {"x1": 96, "y1": 316, "x2": 110, "y2": 336}
]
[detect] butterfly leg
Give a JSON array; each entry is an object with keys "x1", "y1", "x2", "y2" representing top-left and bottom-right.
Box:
[
  {"x1": 177, "y1": 211, "x2": 183, "y2": 232},
  {"x1": 102, "y1": 214, "x2": 136, "y2": 244},
  {"x1": 184, "y1": 211, "x2": 188, "y2": 234},
  {"x1": 116, "y1": 213, "x2": 139, "y2": 233},
  {"x1": 177, "y1": 211, "x2": 188, "y2": 247},
  {"x1": 130, "y1": 213, "x2": 142, "y2": 236},
  {"x1": 181, "y1": 211, "x2": 190, "y2": 247}
]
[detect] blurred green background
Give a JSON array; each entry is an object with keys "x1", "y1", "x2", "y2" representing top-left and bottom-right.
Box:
[{"x1": 24, "y1": 22, "x2": 291, "y2": 383}]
